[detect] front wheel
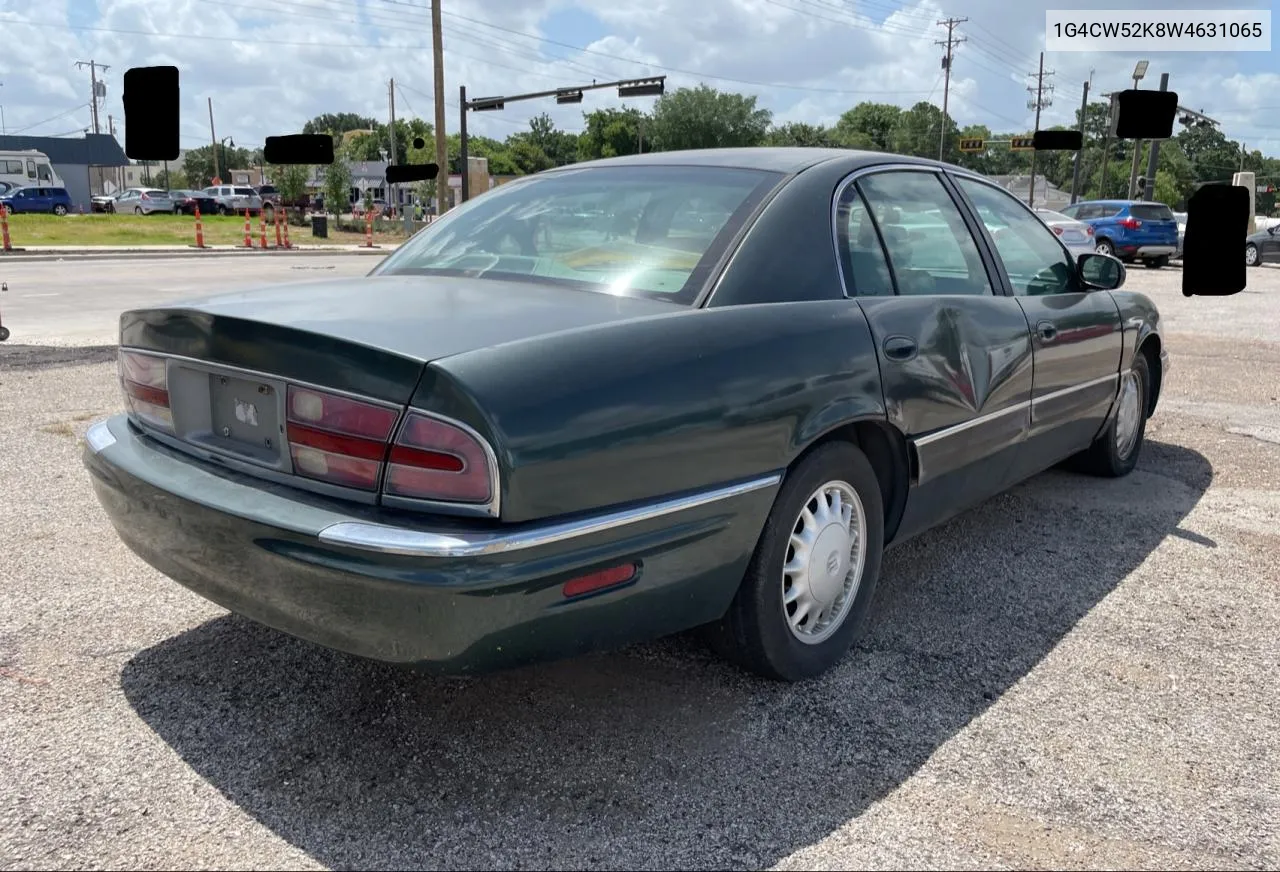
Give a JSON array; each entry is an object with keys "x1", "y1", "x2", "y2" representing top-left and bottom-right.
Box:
[
  {"x1": 1069, "y1": 352, "x2": 1150, "y2": 477},
  {"x1": 709, "y1": 441, "x2": 885, "y2": 682},
  {"x1": 1246, "y1": 243, "x2": 1260, "y2": 267}
]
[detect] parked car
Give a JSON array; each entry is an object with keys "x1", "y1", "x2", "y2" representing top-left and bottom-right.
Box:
[
  {"x1": 0, "y1": 180, "x2": 17, "y2": 196},
  {"x1": 92, "y1": 192, "x2": 119, "y2": 213},
  {"x1": 114, "y1": 188, "x2": 175, "y2": 215},
  {"x1": 0, "y1": 185, "x2": 73, "y2": 215},
  {"x1": 203, "y1": 184, "x2": 264, "y2": 216},
  {"x1": 169, "y1": 189, "x2": 219, "y2": 216},
  {"x1": 1058, "y1": 199, "x2": 1179, "y2": 268},
  {"x1": 1033, "y1": 208, "x2": 1096, "y2": 259},
  {"x1": 83, "y1": 149, "x2": 1169, "y2": 682},
  {"x1": 1244, "y1": 223, "x2": 1280, "y2": 267}
]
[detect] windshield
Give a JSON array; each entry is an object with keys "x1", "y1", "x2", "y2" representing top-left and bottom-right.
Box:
[{"x1": 373, "y1": 165, "x2": 783, "y2": 305}]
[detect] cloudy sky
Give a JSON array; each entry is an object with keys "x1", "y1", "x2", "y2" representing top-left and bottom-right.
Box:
[{"x1": 0, "y1": 0, "x2": 1276, "y2": 162}]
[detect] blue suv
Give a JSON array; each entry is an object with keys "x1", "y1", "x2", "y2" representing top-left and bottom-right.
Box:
[
  {"x1": 0, "y1": 185, "x2": 74, "y2": 216},
  {"x1": 1058, "y1": 199, "x2": 1179, "y2": 269}
]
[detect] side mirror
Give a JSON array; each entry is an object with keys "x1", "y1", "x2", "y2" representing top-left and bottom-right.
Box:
[{"x1": 1078, "y1": 252, "x2": 1126, "y2": 291}]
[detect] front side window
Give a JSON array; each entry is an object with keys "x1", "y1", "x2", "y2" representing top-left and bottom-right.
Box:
[
  {"x1": 374, "y1": 165, "x2": 783, "y2": 305},
  {"x1": 957, "y1": 177, "x2": 1079, "y2": 297},
  {"x1": 855, "y1": 171, "x2": 993, "y2": 296}
]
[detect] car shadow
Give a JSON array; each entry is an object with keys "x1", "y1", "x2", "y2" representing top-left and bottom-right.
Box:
[{"x1": 121, "y1": 438, "x2": 1211, "y2": 870}]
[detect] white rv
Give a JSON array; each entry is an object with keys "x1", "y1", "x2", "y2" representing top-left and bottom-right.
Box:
[{"x1": 0, "y1": 149, "x2": 64, "y2": 190}]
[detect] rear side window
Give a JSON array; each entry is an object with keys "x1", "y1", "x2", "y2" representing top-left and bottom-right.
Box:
[
  {"x1": 1130, "y1": 204, "x2": 1175, "y2": 221},
  {"x1": 235, "y1": 187, "x2": 256, "y2": 196},
  {"x1": 856, "y1": 170, "x2": 994, "y2": 297},
  {"x1": 835, "y1": 183, "x2": 895, "y2": 296}
]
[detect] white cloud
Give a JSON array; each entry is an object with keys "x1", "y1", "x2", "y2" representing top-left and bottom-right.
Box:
[{"x1": 0, "y1": 0, "x2": 1274, "y2": 155}]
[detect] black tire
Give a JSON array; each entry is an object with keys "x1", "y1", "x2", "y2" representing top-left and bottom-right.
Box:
[
  {"x1": 1144, "y1": 256, "x2": 1168, "y2": 269},
  {"x1": 218, "y1": 205, "x2": 230, "y2": 216},
  {"x1": 106, "y1": 202, "x2": 114, "y2": 214},
  {"x1": 134, "y1": 206, "x2": 144, "y2": 215},
  {"x1": 0, "y1": 325, "x2": 9, "y2": 342},
  {"x1": 1095, "y1": 238, "x2": 1115, "y2": 257},
  {"x1": 1069, "y1": 352, "x2": 1151, "y2": 478},
  {"x1": 1245, "y1": 243, "x2": 1260, "y2": 267},
  {"x1": 52, "y1": 204, "x2": 68, "y2": 216},
  {"x1": 710, "y1": 441, "x2": 885, "y2": 682}
]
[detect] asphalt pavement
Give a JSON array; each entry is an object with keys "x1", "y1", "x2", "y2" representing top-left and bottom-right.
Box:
[{"x1": 0, "y1": 259, "x2": 1277, "y2": 870}]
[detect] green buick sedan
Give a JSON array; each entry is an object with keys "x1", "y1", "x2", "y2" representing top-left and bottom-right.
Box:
[{"x1": 83, "y1": 148, "x2": 1168, "y2": 681}]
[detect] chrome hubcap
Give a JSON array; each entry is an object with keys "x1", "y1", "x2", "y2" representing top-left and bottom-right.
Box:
[
  {"x1": 1246, "y1": 246, "x2": 1258, "y2": 265},
  {"x1": 782, "y1": 480, "x2": 867, "y2": 645},
  {"x1": 1115, "y1": 371, "x2": 1142, "y2": 458}
]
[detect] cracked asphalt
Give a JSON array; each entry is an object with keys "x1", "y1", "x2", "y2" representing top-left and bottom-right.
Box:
[{"x1": 1, "y1": 258, "x2": 1277, "y2": 870}]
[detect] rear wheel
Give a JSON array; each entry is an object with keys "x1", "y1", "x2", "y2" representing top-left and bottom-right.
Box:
[
  {"x1": 1143, "y1": 256, "x2": 1168, "y2": 269},
  {"x1": 1246, "y1": 243, "x2": 1260, "y2": 266},
  {"x1": 0, "y1": 325, "x2": 9, "y2": 342},
  {"x1": 1095, "y1": 238, "x2": 1115, "y2": 257},
  {"x1": 52, "y1": 204, "x2": 68, "y2": 216},
  {"x1": 218, "y1": 204, "x2": 230, "y2": 216},
  {"x1": 710, "y1": 441, "x2": 885, "y2": 682},
  {"x1": 1070, "y1": 352, "x2": 1150, "y2": 478},
  {"x1": 134, "y1": 206, "x2": 144, "y2": 215}
]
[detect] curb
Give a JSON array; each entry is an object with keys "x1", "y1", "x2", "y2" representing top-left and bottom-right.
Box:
[{"x1": 1, "y1": 247, "x2": 398, "y2": 263}]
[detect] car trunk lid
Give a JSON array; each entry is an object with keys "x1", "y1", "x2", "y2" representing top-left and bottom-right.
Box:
[
  {"x1": 1126, "y1": 203, "x2": 1179, "y2": 245},
  {"x1": 117, "y1": 275, "x2": 679, "y2": 507}
]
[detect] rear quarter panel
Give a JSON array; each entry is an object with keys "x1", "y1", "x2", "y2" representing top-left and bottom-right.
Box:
[{"x1": 419, "y1": 300, "x2": 886, "y2": 523}]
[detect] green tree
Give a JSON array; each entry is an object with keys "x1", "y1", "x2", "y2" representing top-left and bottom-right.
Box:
[
  {"x1": 647, "y1": 85, "x2": 772, "y2": 151},
  {"x1": 323, "y1": 160, "x2": 352, "y2": 216},
  {"x1": 507, "y1": 139, "x2": 554, "y2": 174},
  {"x1": 522, "y1": 113, "x2": 578, "y2": 165},
  {"x1": 154, "y1": 168, "x2": 187, "y2": 189},
  {"x1": 890, "y1": 101, "x2": 957, "y2": 161},
  {"x1": 835, "y1": 102, "x2": 902, "y2": 152},
  {"x1": 271, "y1": 164, "x2": 310, "y2": 205},
  {"x1": 764, "y1": 122, "x2": 837, "y2": 147},
  {"x1": 181, "y1": 143, "x2": 254, "y2": 187},
  {"x1": 578, "y1": 107, "x2": 648, "y2": 160}
]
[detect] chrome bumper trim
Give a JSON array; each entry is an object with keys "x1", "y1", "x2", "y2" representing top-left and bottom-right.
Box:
[
  {"x1": 318, "y1": 473, "x2": 784, "y2": 558},
  {"x1": 85, "y1": 419, "x2": 117, "y2": 454}
]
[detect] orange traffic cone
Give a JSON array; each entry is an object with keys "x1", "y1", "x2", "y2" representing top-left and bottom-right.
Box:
[
  {"x1": 274, "y1": 206, "x2": 283, "y2": 248},
  {"x1": 282, "y1": 209, "x2": 293, "y2": 249},
  {"x1": 259, "y1": 210, "x2": 268, "y2": 249},
  {"x1": 243, "y1": 210, "x2": 252, "y2": 248},
  {"x1": 364, "y1": 210, "x2": 374, "y2": 248},
  {"x1": 193, "y1": 206, "x2": 206, "y2": 249},
  {"x1": 1, "y1": 205, "x2": 11, "y2": 252}
]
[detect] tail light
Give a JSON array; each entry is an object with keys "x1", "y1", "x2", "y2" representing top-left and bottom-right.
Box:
[
  {"x1": 140, "y1": 192, "x2": 151, "y2": 200},
  {"x1": 1086, "y1": 225, "x2": 1095, "y2": 236},
  {"x1": 119, "y1": 351, "x2": 173, "y2": 431},
  {"x1": 384, "y1": 412, "x2": 494, "y2": 504},
  {"x1": 1119, "y1": 217, "x2": 1141, "y2": 229},
  {"x1": 1051, "y1": 226, "x2": 1064, "y2": 236},
  {"x1": 286, "y1": 386, "x2": 399, "y2": 491}
]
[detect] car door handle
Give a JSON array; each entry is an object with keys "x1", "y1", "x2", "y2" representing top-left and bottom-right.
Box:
[
  {"x1": 1036, "y1": 321, "x2": 1058, "y2": 342},
  {"x1": 882, "y1": 335, "x2": 918, "y2": 361}
]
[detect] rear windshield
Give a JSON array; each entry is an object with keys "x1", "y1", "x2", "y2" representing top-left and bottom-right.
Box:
[
  {"x1": 235, "y1": 187, "x2": 256, "y2": 196},
  {"x1": 1130, "y1": 204, "x2": 1175, "y2": 221},
  {"x1": 1035, "y1": 210, "x2": 1074, "y2": 223},
  {"x1": 373, "y1": 165, "x2": 783, "y2": 305}
]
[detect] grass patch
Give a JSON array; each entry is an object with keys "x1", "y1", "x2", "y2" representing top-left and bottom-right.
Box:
[{"x1": 3, "y1": 213, "x2": 406, "y2": 247}]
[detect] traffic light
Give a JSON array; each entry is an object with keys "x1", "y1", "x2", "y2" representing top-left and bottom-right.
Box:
[
  {"x1": 1010, "y1": 136, "x2": 1036, "y2": 151},
  {"x1": 957, "y1": 137, "x2": 985, "y2": 153}
]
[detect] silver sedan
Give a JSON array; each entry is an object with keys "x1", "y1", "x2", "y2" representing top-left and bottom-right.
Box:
[{"x1": 1035, "y1": 208, "x2": 1096, "y2": 259}]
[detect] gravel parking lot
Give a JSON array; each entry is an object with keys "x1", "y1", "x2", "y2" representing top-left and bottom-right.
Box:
[{"x1": 1, "y1": 259, "x2": 1277, "y2": 870}]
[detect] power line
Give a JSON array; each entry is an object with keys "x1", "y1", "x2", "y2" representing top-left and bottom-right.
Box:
[
  {"x1": 936, "y1": 17, "x2": 967, "y2": 160},
  {"x1": 7, "y1": 102, "x2": 91, "y2": 135}
]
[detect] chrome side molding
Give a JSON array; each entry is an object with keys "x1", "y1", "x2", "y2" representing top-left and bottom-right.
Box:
[{"x1": 318, "y1": 473, "x2": 784, "y2": 558}]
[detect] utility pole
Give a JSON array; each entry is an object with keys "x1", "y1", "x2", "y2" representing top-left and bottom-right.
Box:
[
  {"x1": 1098, "y1": 93, "x2": 1118, "y2": 198},
  {"x1": 207, "y1": 98, "x2": 220, "y2": 183},
  {"x1": 1125, "y1": 65, "x2": 1148, "y2": 199},
  {"x1": 431, "y1": 0, "x2": 449, "y2": 214},
  {"x1": 935, "y1": 17, "x2": 967, "y2": 161},
  {"x1": 388, "y1": 78, "x2": 398, "y2": 212},
  {"x1": 75, "y1": 60, "x2": 108, "y2": 134},
  {"x1": 1139, "y1": 72, "x2": 1170, "y2": 201},
  {"x1": 1025, "y1": 51, "x2": 1054, "y2": 207},
  {"x1": 1069, "y1": 79, "x2": 1090, "y2": 204}
]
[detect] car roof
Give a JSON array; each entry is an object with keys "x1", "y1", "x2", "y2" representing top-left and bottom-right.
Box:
[{"x1": 545, "y1": 147, "x2": 957, "y2": 176}]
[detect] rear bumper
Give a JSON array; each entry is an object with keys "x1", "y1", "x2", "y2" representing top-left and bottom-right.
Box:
[
  {"x1": 1132, "y1": 245, "x2": 1177, "y2": 258},
  {"x1": 83, "y1": 415, "x2": 777, "y2": 673}
]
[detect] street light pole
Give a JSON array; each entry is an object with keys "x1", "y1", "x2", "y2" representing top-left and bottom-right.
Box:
[{"x1": 459, "y1": 84, "x2": 469, "y2": 204}]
